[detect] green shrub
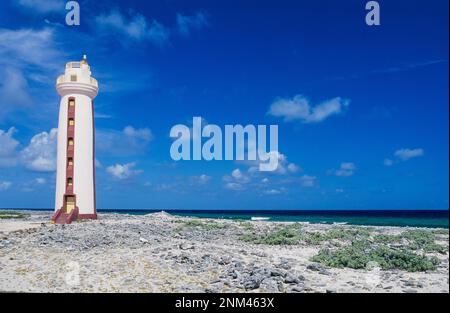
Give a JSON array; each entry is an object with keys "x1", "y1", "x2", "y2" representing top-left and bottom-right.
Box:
[
  {"x1": 325, "y1": 227, "x2": 372, "y2": 241},
  {"x1": 374, "y1": 229, "x2": 448, "y2": 254},
  {"x1": 311, "y1": 241, "x2": 371, "y2": 269},
  {"x1": 421, "y1": 242, "x2": 448, "y2": 254},
  {"x1": 201, "y1": 222, "x2": 228, "y2": 230},
  {"x1": 241, "y1": 225, "x2": 375, "y2": 246},
  {"x1": 311, "y1": 240, "x2": 440, "y2": 272},
  {"x1": 374, "y1": 234, "x2": 399, "y2": 243},
  {"x1": 240, "y1": 224, "x2": 302, "y2": 245},
  {"x1": 239, "y1": 222, "x2": 254, "y2": 231},
  {"x1": 401, "y1": 230, "x2": 448, "y2": 254},
  {"x1": 372, "y1": 245, "x2": 439, "y2": 272},
  {"x1": 0, "y1": 211, "x2": 28, "y2": 219},
  {"x1": 303, "y1": 227, "x2": 372, "y2": 245},
  {"x1": 304, "y1": 232, "x2": 328, "y2": 245},
  {"x1": 180, "y1": 220, "x2": 227, "y2": 230},
  {"x1": 432, "y1": 229, "x2": 449, "y2": 235},
  {"x1": 401, "y1": 230, "x2": 436, "y2": 247}
]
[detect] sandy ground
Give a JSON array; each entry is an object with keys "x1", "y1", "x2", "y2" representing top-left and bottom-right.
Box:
[
  {"x1": 0, "y1": 211, "x2": 448, "y2": 293},
  {"x1": 0, "y1": 221, "x2": 42, "y2": 233}
]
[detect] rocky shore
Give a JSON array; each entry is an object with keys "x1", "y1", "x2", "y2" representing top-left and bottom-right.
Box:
[{"x1": 0, "y1": 211, "x2": 448, "y2": 293}]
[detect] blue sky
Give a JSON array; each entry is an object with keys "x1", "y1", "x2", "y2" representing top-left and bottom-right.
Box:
[{"x1": 0, "y1": 0, "x2": 448, "y2": 210}]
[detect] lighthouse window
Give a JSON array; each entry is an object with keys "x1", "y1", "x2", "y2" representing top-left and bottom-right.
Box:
[
  {"x1": 68, "y1": 158, "x2": 73, "y2": 166},
  {"x1": 69, "y1": 99, "x2": 75, "y2": 106},
  {"x1": 70, "y1": 75, "x2": 77, "y2": 82},
  {"x1": 68, "y1": 138, "x2": 74, "y2": 146},
  {"x1": 67, "y1": 178, "x2": 73, "y2": 186},
  {"x1": 69, "y1": 118, "x2": 75, "y2": 126}
]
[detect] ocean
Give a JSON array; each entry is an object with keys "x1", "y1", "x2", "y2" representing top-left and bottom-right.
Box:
[
  {"x1": 4, "y1": 209, "x2": 447, "y2": 228},
  {"x1": 127, "y1": 209, "x2": 449, "y2": 228}
]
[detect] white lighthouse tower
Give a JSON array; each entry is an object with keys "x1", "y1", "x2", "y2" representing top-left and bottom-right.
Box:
[{"x1": 52, "y1": 55, "x2": 99, "y2": 224}]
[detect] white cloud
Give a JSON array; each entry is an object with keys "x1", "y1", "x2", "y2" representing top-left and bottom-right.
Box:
[
  {"x1": 384, "y1": 148, "x2": 425, "y2": 166},
  {"x1": 106, "y1": 162, "x2": 143, "y2": 180},
  {"x1": 20, "y1": 177, "x2": 48, "y2": 192},
  {"x1": 176, "y1": 12, "x2": 208, "y2": 36},
  {"x1": 95, "y1": 9, "x2": 209, "y2": 45},
  {"x1": 384, "y1": 158, "x2": 394, "y2": 166},
  {"x1": 223, "y1": 168, "x2": 251, "y2": 190},
  {"x1": 0, "y1": 127, "x2": 20, "y2": 168},
  {"x1": 145, "y1": 21, "x2": 170, "y2": 45},
  {"x1": 0, "y1": 181, "x2": 12, "y2": 191},
  {"x1": 231, "y1": 168, "x2": 245, "y2": 180},
  {"x1": 0, "y1": 68, "x2": 32, "y2": 119},
  {"x1": 152, "y1": 174, "x2": 212, "y2": 192},
  {"x1": 299, "y1": 175, "x2": 317, "y2": 187},
  {"x1": 328, "y1": 162, "x2": 357, "y2": 177},
  {"x1": 97, "y1": 126, "x2": 153, "y2": 156},
  {"x1": 372, "y1": 60, "x2": 447, "y2": 74},
  {"x1": 394, "y1": 148, "x2": 424, "y2": 161},
  {"x1": 155, "y1": 183, "x2": 178, "y2": 191},
  {"x1": 228, "y1": 169, "x2": 250, "y2": 183},
  {"x1": 263, "y1": 188, "x2": 282, "y2": 195},
  {"x1": 2, "y1": 128, "x2": 59, "y2": 172},
  {"x1": 94, "y1": 113, "x2": 113, "y2": 119},
  {"x1": 247, "y1": 152, "x2": 300, "y2": 175},
  {"x1": 226, "y1": 158, "x2": 313, "y2": 192},
  {"x1": 95, "y1": 10, "x2": 170, "y2": 45},
  {"x1": 268, "y1": 95, "x2": 350, "y2": 123},
  {"x1": 195, "y1": 174, "x2": 211, "y2": 184},
  {"x1": 287, "y1": 163, "x2": 300, "y2": 173},
  {"x1": 123, "y1": 126, "x2": 153, "y2": 141},
  {"x1": 16, "y1": 0, "x2": 64, "y2": 14},
  {"x1": 94, "y1": 158, "x2": 102, "y2": 168},
  {"x1": 20, "y1": 128, "x2": 58, "y2": 172},
  {"x1": 35, "y1": 177, "x2": 46, "y2": 184},
  {"x1": 0, "y1": 28, "x2": 62, "y2": 120},
  {"x1": 0, "y1": 28, "x2": 61, "y2": 70},
  {"x1": 224, "y1": 182, "x2": 244, "y2": 191}
]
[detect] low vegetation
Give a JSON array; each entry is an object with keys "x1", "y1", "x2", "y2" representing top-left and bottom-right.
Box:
[
  {"x1": 238, "y1": 223, "x2": 447, "y2": 272},
  {"x1": 374, "y1": 229, "x2": 448, "y2": 254},
  {"x1": 432, "y1": 229, "x2": 449, "y2": 235},
  {"x1": 240, "y1": 225, "x2": 372, "y2": 246},
  {"x1": 177, "y1": 219, "x2": 228, "y2": 231},
  {"x1": 0, "y1": 211, "x2": 28, "y2": 219},
  {"x1": 311, "y1": 240, "x2": 440, "y2": 272},
  {"x1": 240, "y1": 224, "x2": 302, "y2": 245},
  {"x1": 238, "y1": 221, "x2": 254, "y2": 231},
  {"x1": 304, "y1": 227, "x2": 373, "y2": 245}
]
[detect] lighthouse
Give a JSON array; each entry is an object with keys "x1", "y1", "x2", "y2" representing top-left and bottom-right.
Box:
[{"x1": 52, "y1": 55, "x2": 98, "y2": 224}]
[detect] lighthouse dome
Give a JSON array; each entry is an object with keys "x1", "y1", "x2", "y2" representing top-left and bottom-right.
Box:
[{"x1": 56, "y1": 56, "x2": 98, "y2": 98}]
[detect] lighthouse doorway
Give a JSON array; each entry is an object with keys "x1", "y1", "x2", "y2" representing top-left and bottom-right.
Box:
[{"x1": 65, "y1": 196, "x2": 75, "y2": 213}]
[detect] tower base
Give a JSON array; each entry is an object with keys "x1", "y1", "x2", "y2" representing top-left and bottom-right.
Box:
[
  {"x1": 78, "y1": 214, "x2": 97, "y2": 219},
  {"x1": 51, "y1": 207, "x2": 79, "y2": 225}
]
